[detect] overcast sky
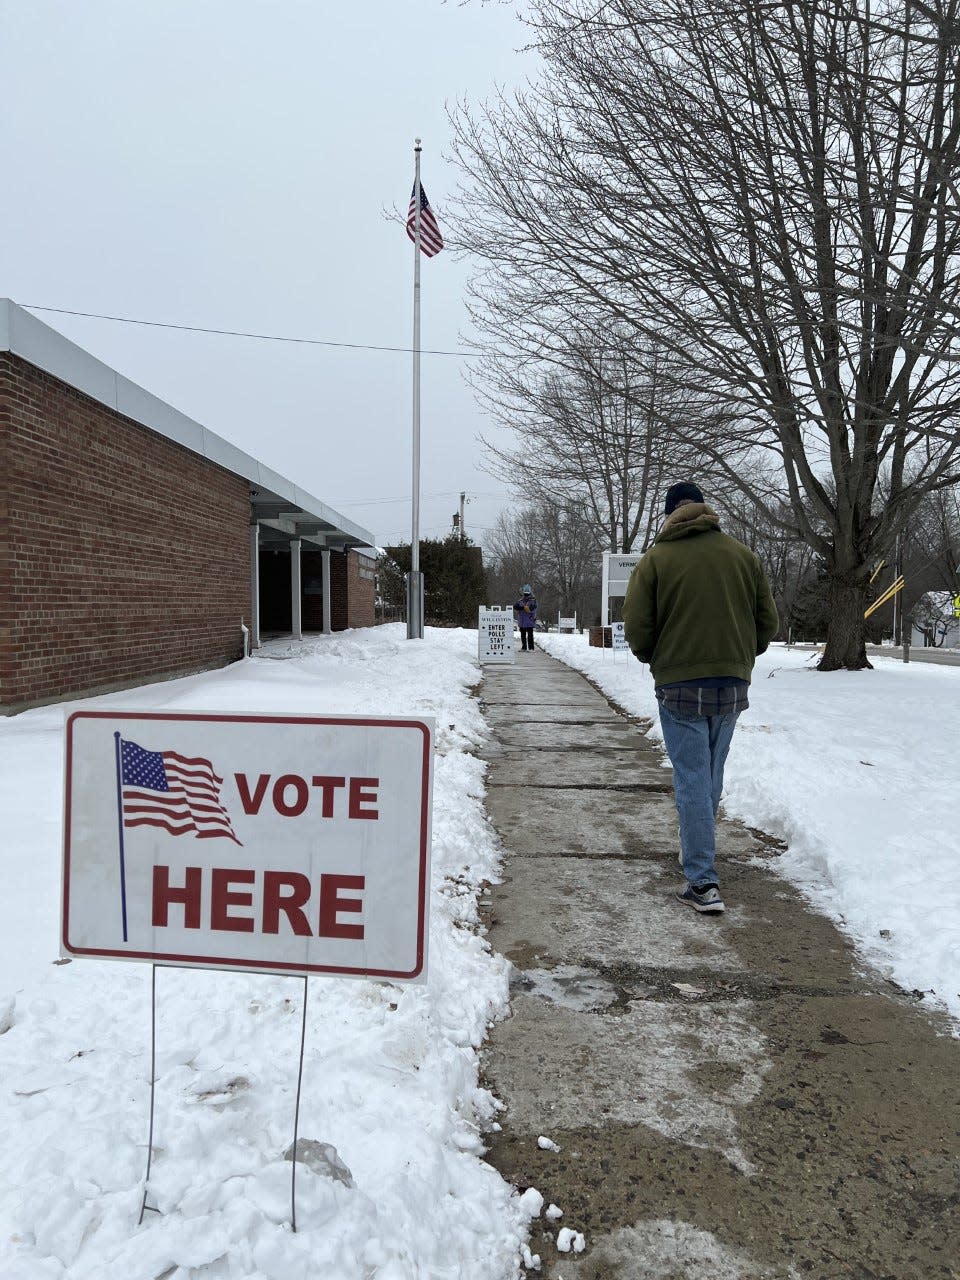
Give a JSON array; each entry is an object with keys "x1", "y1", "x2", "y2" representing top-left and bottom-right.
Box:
[{"x1": 1, "y1": 0, "x2": 534, "y2": 551}]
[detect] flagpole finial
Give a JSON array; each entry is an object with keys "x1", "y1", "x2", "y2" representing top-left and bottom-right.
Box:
[{"x1": 415, "y1": 137, "x2": 422, "y2": 150}]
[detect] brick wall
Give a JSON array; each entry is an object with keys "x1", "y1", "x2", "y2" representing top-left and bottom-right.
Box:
[
  {"x1": 0, "y1": 354, "x2": 251, "y2": 711},
  {"x1": 329, "y1": 550, "x2": 377, "y2": 630},
  {"x1": 0, "y1": 364, "x2": 10, "y2": 697},
  {"x1": 347, "y1": 551, "x2": 376, "y2": 628}
]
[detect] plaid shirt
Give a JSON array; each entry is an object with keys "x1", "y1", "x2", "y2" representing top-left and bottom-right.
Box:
[{"x1": 656, "y1": 682, "x2": 750, "y2": 717}]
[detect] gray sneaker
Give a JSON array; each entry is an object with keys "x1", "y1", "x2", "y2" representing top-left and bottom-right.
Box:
[{"x1": 676, "y1": 883, "x2": 725, "y2": 914}]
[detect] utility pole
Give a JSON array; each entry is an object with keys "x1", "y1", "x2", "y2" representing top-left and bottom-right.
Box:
[{"x1": 459, "y1": 491, "x2": 466, "y2": 541}]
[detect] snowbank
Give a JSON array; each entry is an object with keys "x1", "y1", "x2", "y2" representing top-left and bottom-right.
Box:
[{"x1": 0, "y1": 626, "x2": 524, "y2": 1280}]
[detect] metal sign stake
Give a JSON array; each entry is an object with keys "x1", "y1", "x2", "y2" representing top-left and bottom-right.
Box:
[
  {"x1": 291, "y1": 975, "x2": 309, "y2": 1234},
  {"x1": 135, "y1": 968, "x2": 312, "y2": 1233},
  {"x1": 138, "y1": 963, "x2": 160, "y2": 1225}
]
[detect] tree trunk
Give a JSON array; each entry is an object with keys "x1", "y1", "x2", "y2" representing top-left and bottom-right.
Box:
[{"x1": 818, "y1": 579, "x2": 873, "y2": 671}]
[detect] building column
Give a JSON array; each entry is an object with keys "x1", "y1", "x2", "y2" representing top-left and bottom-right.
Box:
[
  {"x1": 290, "y1": 538, "x2": 302, "y2": 640},
  {"x1": 249, "y1": 524, "x2": 261, "y2": 650},
  {"x1": 322, "y1": 547, "x2": 332, "y2": 635}
]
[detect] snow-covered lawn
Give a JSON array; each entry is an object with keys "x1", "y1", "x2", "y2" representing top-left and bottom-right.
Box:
[
  {"x1": 0, "y1": 627, "x2": 524, "y2": 1280},
  {"x1": 537, "y1": 633, "x2": 960, "y2": 1029}
]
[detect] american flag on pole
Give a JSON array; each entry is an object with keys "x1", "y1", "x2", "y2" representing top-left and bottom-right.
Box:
[
  {"x1": 119, "y1": 738, "x2": 242, "y2": 845},
  {"x1": 406, "y1": 181, "x2": 444, "y2": 257}
]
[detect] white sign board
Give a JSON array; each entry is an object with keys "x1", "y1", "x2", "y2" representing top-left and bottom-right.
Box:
[
  {"x1": 558, "y1": 615, "x2": 577, "y2": 632},
  {"x1": 601, "y1": 552, "x2": 643, "y2": 625},
  {"x1": 603, "y1": 552, "x2": 643, "y2": 595},
  {"x1": 62, "y1": 711, "x2": 434, "y2": 981},
  {"x1": 611, "y1": 621, "x2": 629, "y2": 651},
  {"x1": 478, "y1": 606, "x2": 515, "y2": 663}
]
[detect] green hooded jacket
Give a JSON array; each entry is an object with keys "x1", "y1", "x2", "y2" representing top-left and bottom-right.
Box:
[{"x1": 622, "y1": 503, "x2": 779, "y2": 686}]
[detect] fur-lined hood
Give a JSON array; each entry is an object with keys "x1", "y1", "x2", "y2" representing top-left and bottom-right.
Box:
[{"x1": 654, "y1": 501, "x2": 721, "y2": 544}]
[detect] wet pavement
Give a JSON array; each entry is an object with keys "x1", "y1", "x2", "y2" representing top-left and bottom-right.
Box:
[{"x1": 479, "y1": 649, "x2": 960, "y2": 1280}]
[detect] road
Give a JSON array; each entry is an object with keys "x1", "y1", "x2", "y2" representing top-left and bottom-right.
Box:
[
  {"x1": 787, "y1": 642, "x2": 960, "y2": 667},
  {"x1": 866, "y1": 644, "x2": 960, "y2": 667}
]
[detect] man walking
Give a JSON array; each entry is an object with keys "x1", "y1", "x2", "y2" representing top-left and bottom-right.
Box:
[{"x1": 622, "y1": 483, "x2": 778, "y2": 914}]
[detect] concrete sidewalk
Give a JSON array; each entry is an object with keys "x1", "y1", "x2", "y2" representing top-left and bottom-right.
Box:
[{"x1": 480, "y1": 649, "x2": 959, "y2": 1280}]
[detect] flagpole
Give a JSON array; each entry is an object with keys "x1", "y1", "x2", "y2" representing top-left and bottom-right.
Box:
[
  {"x1": 408, "y1": 137, "x2": 424, "y2": 639},
  {"x1": 114, "y1": 732, "x2": 129, "y2": 942}
]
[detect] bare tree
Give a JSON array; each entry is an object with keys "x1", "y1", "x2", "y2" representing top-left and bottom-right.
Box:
[
  {"x1": 897, "y1": 483, "x2": 960, "y2": 629},
  {"x1": 475, "y1": 327, "x2": 694, "y2": 551},
  {"x1": 485, "y1": 506, "x2": 548, "y2": 605},
  {"x1": 905, "y1": 485, "x2": 960, "y2": 591},
  {"x1": 912, "y1": 590, "x2": 957, "y2": 644},
  {"x1": 718, "y1": 483, "x2": 818, "y2": 641},
  {"x1": 538, "y1": 498, "x2": 602, "y2": 620},
  {"x1": 486, "y1": 498, "x2": 601, "y2": 622},
  {"x1": 451, "y1": 0, "x2": 960, "y2": 669}
]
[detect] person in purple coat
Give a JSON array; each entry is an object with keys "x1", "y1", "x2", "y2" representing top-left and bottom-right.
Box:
[{"x1": 514, "y1": 584, "x2": 538, "y2": 651}]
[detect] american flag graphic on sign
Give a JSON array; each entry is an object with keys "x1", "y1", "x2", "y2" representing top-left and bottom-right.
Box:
[
  {"x1": 120, "y1": 738, "x2": 241, "y2": 845},
  {"x1": 406, "y1": 182, "x2": 443, "y2": 257}
]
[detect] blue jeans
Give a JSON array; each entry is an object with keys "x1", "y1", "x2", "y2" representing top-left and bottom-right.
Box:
[{"x1": 657, "y1": 700, "x2": 741, "y2": 889}]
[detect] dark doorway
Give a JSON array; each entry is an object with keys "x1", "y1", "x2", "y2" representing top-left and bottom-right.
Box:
[{"x1": 258, "y1": 544, "x2": 292, "y2": 634}]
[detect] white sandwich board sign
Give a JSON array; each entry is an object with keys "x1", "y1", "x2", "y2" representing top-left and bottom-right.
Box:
[
  {"x1": 478, "y1": 605, "x2": 515, "y2": 664},
  {"x1": 62, "y1": 711, "x2": 434, "y2": 981}
]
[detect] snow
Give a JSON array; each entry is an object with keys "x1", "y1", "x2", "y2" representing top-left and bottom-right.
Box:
[
  {"x1": 1, "y1": 622, "x2": 957, "y2": 1278},
  {"x1": 520, "y1": 1243, "x2": 541, "y2": 1271},
  {"x1": 555, "y1": 1228, "x2": 585, "y2": 1254},
  {"x1": 0, "y1": 627, "x2": 524, "y2": 1280},
  {"x1": 517, "y1": 1188, "x2": 544, "y2": 1219},
  {"x1": 536, "y1": 633, "x2": 960, "y2": 1029}
]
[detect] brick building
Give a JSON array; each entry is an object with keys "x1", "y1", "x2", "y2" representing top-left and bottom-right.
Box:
[{"x1": 0, "y1": 300, "x2": 375, "y2": 713}]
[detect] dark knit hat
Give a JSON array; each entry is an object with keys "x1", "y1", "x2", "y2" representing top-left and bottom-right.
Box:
[{"x1": 664, "y1": 481, "x2": 704, "y2": 515}]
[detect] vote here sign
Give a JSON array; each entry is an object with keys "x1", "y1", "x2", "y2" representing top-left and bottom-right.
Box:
[{"x1": 62, "y1": 711, "x2": 434, "y2": 981}]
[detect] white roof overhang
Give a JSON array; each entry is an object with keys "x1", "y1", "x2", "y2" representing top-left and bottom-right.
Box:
[{"x1": 0, "y1": 298, "x2": 375, "y2": 553}]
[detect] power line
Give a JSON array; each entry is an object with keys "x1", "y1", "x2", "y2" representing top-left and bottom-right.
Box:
[
  {"x1": 338, "y1": 490, "x2": 458, "y2": 508},
  {"x1": 377, "y1": 522, "x2": 498, "y2": 540},
  {"x1": 22, "y1": 304, "x2": 484, "y2": 359},
  {"x1": 338, "y1": 488, "x2": 507, "y2": 508}
]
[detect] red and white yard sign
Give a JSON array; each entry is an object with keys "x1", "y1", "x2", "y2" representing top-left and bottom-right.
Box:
[{"x1": 62, "y1": 712, "x2": 434, "y2": 980}]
